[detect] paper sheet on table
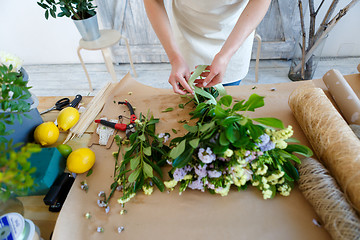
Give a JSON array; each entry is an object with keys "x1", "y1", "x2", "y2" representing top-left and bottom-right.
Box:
[{"x1": 53, "y1": 73, "x2": 331, "y2": 240}]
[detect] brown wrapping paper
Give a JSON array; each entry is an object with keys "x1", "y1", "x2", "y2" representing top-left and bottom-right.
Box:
[
  {"x1": 53, "y1": 74, "x2": 330, "y2": 240},
  {"x1": 289, "y1": 86, "x2": 360, "y2": 214},
  {"x1": 322, "y1": 69, "x2": 360, "y2": 125}
]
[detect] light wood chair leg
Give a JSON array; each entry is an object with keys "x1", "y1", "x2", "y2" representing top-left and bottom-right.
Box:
[
  {"x1": 101, "y1": 48, "x2": 117, "y2": 82},
  {"x1": 77, "y1": 47, "x2": 93, "y2": 92},
  {"x1": 120, "y1": 35, "x2": 137, "y2": 77},
  {"x1": 254, "y1": 33, "x2": 262, "y2": 83}
]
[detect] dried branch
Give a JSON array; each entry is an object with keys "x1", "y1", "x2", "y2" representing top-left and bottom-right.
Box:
[
  {"x1": 308, "y1": 0, "x2": 316, "y2": 50},
  {"x1": 314, "y1": 0, "x2": 339, "y2": 43},
  {"x1": 315, "y1": 0, "x2": 325, "y2": 15},
  {"x1": 293, "y1": 0, "x2": 360, "y2": 73},
  {"x1": 299, "y1": 0, "x2": 306, "y2": 79}
]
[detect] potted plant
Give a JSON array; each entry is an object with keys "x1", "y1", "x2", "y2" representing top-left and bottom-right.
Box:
[
  {"x1": 37, "y1": 0, "x2": 100, "y2": 41},
  {"x1": 0, "y1": 52, "x2": 42, "y2": 214},
  {"x1": 288, "y1": 0, "x2": 359, "y2": 81}
]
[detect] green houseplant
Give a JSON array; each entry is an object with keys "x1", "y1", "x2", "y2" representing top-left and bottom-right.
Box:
[
  {"x1": 0, "y1": 52, "x2": 41, "y2": 208},
  {"x1": 37, "y1": 0, "x2": 100, "y2": 41}
]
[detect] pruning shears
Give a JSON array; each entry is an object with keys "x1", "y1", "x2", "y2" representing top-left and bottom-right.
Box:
[{"x1": 94, "y1": 100, "x2": 137, "y2": 138}]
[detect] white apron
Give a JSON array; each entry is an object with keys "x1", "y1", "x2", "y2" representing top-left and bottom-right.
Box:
[{"x1": 172, "y1": 0, "x2": 254, "y2": 83}]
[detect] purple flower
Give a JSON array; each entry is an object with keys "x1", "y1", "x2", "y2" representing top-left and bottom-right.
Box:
[
  {"x1": 195, "y1": 164, "x2": 207, "y2": 178},
  {"x1": 256, "y1": 134, "x2": 270, "y2": 147},
  {"x1": 260, "y1": 141, "x2": 276, "y2": 152},
  {"x1": 188, "y1": 178, "x2": 204, "y2": 191},
  {"x1": 198, "y1": 147, "x2": 216, "y2": 164},
  {"x1": 173, "y1": 167, "x2": 187, "y2": 181},
  {"x1": 208, "y1": 170, "x2": 222, "y2": 178}
]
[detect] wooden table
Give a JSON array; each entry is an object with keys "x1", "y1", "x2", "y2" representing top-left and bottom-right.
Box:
[{"x1": 19, "y1": 96, "x2": 94, "y2": 240}]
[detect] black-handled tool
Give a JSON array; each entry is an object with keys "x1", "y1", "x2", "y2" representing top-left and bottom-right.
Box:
[
  {"x1": 44, "y1": 172, "x2": 74, "y2": 206},
  {"x1": 48, "y1": 175, "x2": 74, "y2": 212},
  {"x1": 69, "y1": 94, "x2": 82, "y2": 108},
  {"x1": 40, "y1": 98, "x2": 70, "y2": 115}
]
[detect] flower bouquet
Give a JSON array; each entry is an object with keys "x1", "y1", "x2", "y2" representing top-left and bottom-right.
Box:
[{"x1": 164, "y1": 65, "x2": 313, "y2": 199}]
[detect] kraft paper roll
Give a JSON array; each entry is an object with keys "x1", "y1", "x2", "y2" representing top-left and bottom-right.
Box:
[
  {"x1": 357, "y1": 64, "x2": 360, "y2": 73},
  {"x1": 322, "y1": 69, "x2": 360, "y2": 125},
  {"x1": 298, "y1": 157, "x2": 360, "y2": 240},
  {"x1": 288, "y1": 86, "x2": 360, "y2": 214}
]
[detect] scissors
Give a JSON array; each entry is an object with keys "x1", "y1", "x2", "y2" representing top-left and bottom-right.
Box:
[{"x1": 40, "y1": 95, "x2": 82, "y2": 115}]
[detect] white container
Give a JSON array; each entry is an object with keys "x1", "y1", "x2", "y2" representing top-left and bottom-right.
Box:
[{"x1": 0, "y1": 213, "x2": 41, "y2": 240}]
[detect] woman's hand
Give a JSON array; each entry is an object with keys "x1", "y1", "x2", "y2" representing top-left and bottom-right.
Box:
[
  {"x1": 196, "y1": 53, "x2": 230, "y2": 88},
  {"x1": 169, "y1": 56, "x2": 193, "y2": 95}
]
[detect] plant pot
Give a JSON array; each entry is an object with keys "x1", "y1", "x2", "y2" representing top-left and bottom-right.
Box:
[
  {"x1": 288, "y1": 33, "x2": 328, "y2": 81},
  {"x1": 2, "y1": 68, "x2": 43, "y2": 146},
  {"x1": 73, "y1": 13, "x2": 100, "y2": 41}
]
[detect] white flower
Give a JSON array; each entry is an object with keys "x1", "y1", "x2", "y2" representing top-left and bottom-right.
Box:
[
  {"x1": 158, "y1": 133, "x2": 169, "y2": 143},
  {"x1": 142, "y1": 185, "x2": 154, "y2": 195},
  {"x1": 164, "y1": 179, "x2": 178, "y2": 189},
  {"x1": 262, "y1": 189, "x2": 273, "y2": 199},
  {"x1": 224, "y1": 149, "x2": 233, "y2": 158},
  {"x1": 198, "y1": 147, "x2": 216, "y2": 164},
  {"x1": 215, "y1": 183, "x2": 231, "y2": 197},
  {"x1": 0, "y1": 51, "x2": 23, "y2": 72},
  {"x1": 208, "y1": 170, "x2": 222, "y2": 178},
  {"x1": 255, "y1": 165, "x2": 268, "y2": 175},
  {"x1": 117, "y1": 193, "x2": 136, "y2": 204}
]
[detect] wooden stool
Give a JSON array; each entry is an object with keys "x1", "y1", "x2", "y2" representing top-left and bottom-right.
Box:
[{"x1": 77, "y1": 29, "x2": 137, "y2": 91}]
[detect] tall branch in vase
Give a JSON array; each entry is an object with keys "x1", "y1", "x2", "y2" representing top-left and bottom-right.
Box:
[{"x1": 289, "y1": 0, "x2": 359, "y2": 81}]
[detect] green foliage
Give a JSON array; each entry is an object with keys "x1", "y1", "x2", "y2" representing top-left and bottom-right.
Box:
[
  {"x1": 0, "y1": 64, "x2": 31, "y2": 137},
  {"x1": 107, "y1": 113, "x2": 170, "y2": 204},
  {"x1": 37, "y1": 0, "x2": 97, "y2": 20},
  {"x1": 0, "y1": 143, "x2": 41, "y2": 202},
  {"x1": 0, "y1": 64, "x2": 40, "y2": 202}
]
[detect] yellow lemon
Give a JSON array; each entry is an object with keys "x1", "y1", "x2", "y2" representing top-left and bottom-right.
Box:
[
  {"x1": 57, "y1": 107, "x2": 80, "y2": 131},
  {"x1": 57, "y1": 144, "x2": 72, "y2": 158},
  {"x1": 66, "y1": 148, "x2": 95, "y2": 174},
  {"x1": 34, "y1": 122, "x2": 59, "y2": 146}
]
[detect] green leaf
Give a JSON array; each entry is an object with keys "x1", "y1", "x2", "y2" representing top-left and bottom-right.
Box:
[
  {"x1": 152, "y1": 176, "x2": 165, "y2": 192},
  {"x1": 214, "y1": 104, "x2": 227, "y2": 119},
  {"x1": 189, "y1": 138, "x2": 200, "y2": 148},
  {"x1": 219, "y1": 131, "x2": 229, "y2": 146},
  {"x1": 178, "y1": 104, "x2": 184, "y2": 109},
  {"x1": 172, "y1": 128, "x2": 178, "y2": 134},
  {"x1": 222, "y1": 116, "x2": 241, "y2": 125},
  {"x1": 162, "y1": 107, "x2": 174, "y2": 113},
  {"x1": 220, "y1": 95, "x2": 232, "y2": 107},
  {"x1": 279, "y1": 150, "x2": 302, "y2": 164},
  {"x1": 282, "y1": 161, "x2": 299, "y2": 181},
  {"x1": 242, "y1": 94, "x2": 265, "y2": 112},
  {"x1": 284, "y1": 138, "x2": 300, "y2": 143},
  {"x1": 252, "y1": 117, "x2": 284, "y2": 129},
  {"x1": 130, "y1": 156, "x2": 140, "y2": 170},
  {"x1": 169, "y1": 139, "x2": 186, "y2": 159},
  {"x1": 138, "y1": 134, "x2": 146, "y2": 141},
  {"x1": 172, "y1": 148, "x2": 194, "y2": 168},
  {"x1": 86, "y1": 168, "x2": 93, "y2": 177},
  {"x1": 143, "y1": 162, "x2": 153, "y2": 178},
  {"x1": 128, "y1": 168, "x2": 141, "y2": 183},
  {"x1": 285, "y1": 144, "x2": 313, "y2": 158},
  {"x1": 183, "y1": 124, "x2": 198, "y2": 133},
  {"x1": 226, "y1": 125, "x2": 240, "y2": 143},
  {"x1": 219, "y1": 95, "x2": 232, "y2": 107},
  {"x1": 143, "y1": 146, "x2": 151, "y2": 156},
  {"x1": 199, "y1": 121, "x2": 215, "y2": 133},
  {"x1": 246, "y1": 123, "x2": 263, "y2": 140},
  {"x1": 194, "y1": 87, "x2": 217, "y2": 105},
  {"x1": 188, "y1": 65, "x2": 207, "y2": 87},
  {"x1": 213, "y1": 83, "x2": 227, "y2": 96}
]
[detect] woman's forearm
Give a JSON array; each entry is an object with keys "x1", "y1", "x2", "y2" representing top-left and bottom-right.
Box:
[
  {"x1": 219, "y1": 0, "x2": 271, "y2": 61},
  {"x1": 143, "y1": 0, "x2": 183, "y2": 63}
]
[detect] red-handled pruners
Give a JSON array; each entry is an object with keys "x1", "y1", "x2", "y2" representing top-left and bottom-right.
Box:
[{"x1": 118, "y1": 101, "x2": 137, "y2": 123}]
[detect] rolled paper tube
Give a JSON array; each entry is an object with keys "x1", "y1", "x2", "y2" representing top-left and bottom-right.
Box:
[
  {"x1": 298, "y1": 157, "x2": 360, "y2": 240},
  {"x1": 322, "y1": 69, "x2": 360, "y2": 125},
  {"x1": 350, "y1": 124, "x2": 360, "y2": 139},
  {"x1": 288, "y1": 86, "x2": 360, "y2": 213}
]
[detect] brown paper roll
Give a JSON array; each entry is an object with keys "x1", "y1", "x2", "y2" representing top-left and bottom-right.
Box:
[
  {"x1": 323, "y1": 69, "x2": 360, "y2": 125},
  {"x1": 298, "y1": 157, "x2": 360, "y2": 240},
  {"x1": 288, "y1": 86, "x2": 360, "y2": 213},
  {"x1": 357, "y1": 64, "x2": 360, "y2": 73}
]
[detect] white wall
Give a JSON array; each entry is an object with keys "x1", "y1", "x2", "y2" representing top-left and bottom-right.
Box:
[
  {"x1": 0, "y1": 0, "x2": 359, "y2": 65},
  {"x1": 0, "y1": 0, "x2": 103, "y2": 64},
  {"x1": 313, "y1": 0, "x2": 360, "y2": 57}
]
